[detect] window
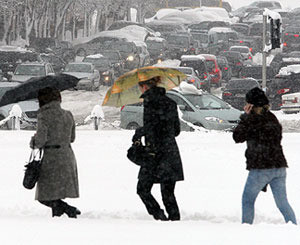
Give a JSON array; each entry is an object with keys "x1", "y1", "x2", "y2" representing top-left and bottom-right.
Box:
[{"x1": 166, "y1": 94, "x2": 193, "y2": 111}]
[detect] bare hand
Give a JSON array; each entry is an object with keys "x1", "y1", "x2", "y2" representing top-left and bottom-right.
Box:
[{"x1": 244, "y1": 104, "x2": 253, "y2": 114}]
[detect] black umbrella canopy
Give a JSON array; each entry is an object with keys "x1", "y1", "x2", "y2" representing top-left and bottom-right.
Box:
[{"x1": 0, "y1": 74, "x2": 79, "y2": 107}]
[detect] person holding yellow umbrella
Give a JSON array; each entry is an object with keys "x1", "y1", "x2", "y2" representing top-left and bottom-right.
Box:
[{"x1": 103, "y1": 66, "x2": 186, "y2": 221}]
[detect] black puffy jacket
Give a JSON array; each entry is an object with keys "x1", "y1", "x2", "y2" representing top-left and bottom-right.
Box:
[{"x1": 233, "y1": 110, "x2": 288, "y2": 170}]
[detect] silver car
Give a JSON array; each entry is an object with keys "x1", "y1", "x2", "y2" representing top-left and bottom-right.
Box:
[
  {"x1": 0, "y1": 82, "x2": 38, "y2": 129},
  {"x1": 120, "y1": 87, "x2": 242, "y2": 131},
  {"x1": 62, "y1": 62, "x2": 100, "y2": 91}
]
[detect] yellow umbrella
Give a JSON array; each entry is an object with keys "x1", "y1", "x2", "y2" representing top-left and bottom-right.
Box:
[{"x1": 102, "y1": 66, "x2": 186, "y2": 107}]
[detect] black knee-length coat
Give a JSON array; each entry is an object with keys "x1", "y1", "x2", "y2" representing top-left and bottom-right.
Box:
[{"x1": 133, "y1": 86, "x2": 184, "y2": 183}]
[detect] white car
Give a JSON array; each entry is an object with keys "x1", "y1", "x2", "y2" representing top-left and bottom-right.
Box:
[
  {"x1": 11, "y1": 63, "x2": 55, "y2": 82},
  {"x1": 62, "y1": 62, "x2": 100, "y2": 91},
  {"x1": 281, "y1": 92, "x2": 300, "y2": 114}
]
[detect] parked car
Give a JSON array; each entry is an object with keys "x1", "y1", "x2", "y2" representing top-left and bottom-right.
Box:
[
  {"x1": 99, "y1": 50, "x2": 125, "y2": 76},
  {"x1": 201, "y1": 54, "x2": 222, "y2": 87},
  {"x1": 120, "y1": 84, "x2": 241, "y2": 131},
  {"x1": 83, "y1": 54, "x2": 115, "y2": 86},
  {"x1": 11, "y1": 63, "x2": 55, "y2": 83},
  {"x1": 40, "y1": 53, "x2": 66, "y2": 74},
  {"x1": 29, "y1": 38, "x2": 76, "y2": 62},
  {"x1": 281, "y1": 92, "x2": 300, "y2": 114},
  {"x1": 0, "y1": 82, "x2": 38, "y2": 129},
  {"x1": 222, "y1": 78, "x2": 260, "y2": 110},
  {"x1": 62, "y1": 62, "x2": 100, "y2": 91},
  {"x1": 180, "y1": 55, "x2": 211, "y2": 91},
  {"x1": 145, "y1": 37, "x2": 168, "y2": 64},
  {"x1": 229, "y1": 46, "x2": 253, "y2": 63},
  {"x1": 216, "y1": 56, "x2": 231, "y2": 82},
  {"x1": 219, "y1": 51, "x2": 245, "y2": 77},
  {"x1": 0, "y1": 46, "x2": 42, "y2": 80}
]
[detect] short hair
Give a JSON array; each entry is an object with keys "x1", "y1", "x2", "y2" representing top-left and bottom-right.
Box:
[{"x1": 38, "y1": 87, "x2": 61, "y2": 107}]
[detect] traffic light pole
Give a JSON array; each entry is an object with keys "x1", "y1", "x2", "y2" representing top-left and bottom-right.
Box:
[{"x1": 262, "y1": 14, "x2": 267, "y2": 91}]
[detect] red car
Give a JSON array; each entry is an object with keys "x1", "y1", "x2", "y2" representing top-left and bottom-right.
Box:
[{"x1": 201, "y1": 54, "x2": 222, "y2": 87}]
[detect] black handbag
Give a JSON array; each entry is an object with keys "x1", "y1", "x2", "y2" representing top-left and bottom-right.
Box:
[
  {"x1": 23, "y1": 149, "x2": 43, "y2": 189},
  {"x1": 127, "y1": 142, "x2": 155, "y2": 166}
]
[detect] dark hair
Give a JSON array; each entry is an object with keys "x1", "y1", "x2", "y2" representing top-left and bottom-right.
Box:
[
  {"x1": 138, "y1": 76, "x2": 161, "y2": 88},
  {"x1": 246, "y1": 87, "x2": 269, "y2": 107},
  {"x1": 38, "y1": 87, "x2": 61, "y2": 107}
]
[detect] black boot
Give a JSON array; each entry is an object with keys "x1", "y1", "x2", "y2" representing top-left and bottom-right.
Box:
[
  {"x1": 63, "y1": 204, "x2": 81, "y2": 218},
  {"x1": 152, "y1": 210, "x2": 168, "y2": 221}
]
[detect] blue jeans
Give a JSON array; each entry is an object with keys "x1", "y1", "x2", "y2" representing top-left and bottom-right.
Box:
[{"x1": 242, "y1": 168, "x2": 297, "y2": 224}]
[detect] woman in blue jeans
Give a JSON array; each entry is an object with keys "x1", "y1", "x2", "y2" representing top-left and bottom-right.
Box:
[{"x1": 233, "y1": 87, "x2": 297, "y2": 224}]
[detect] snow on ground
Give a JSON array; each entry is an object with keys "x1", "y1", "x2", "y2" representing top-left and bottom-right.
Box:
[{"x1": 0, "y1": 130, "x2": 300, "y2": 244}]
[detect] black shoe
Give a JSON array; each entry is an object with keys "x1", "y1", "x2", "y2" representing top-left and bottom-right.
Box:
[
  {"x1": 64, "y1": 205, "x2": 81, "y2": 218},
  {"x1": 52, "y1": 207, "x2": 64, "y2": 217},
  {"x1": 168, "y1": 215, "x2": 180, "y2": 221},
  {"x1": 153, "y1": 210, "x2": 168, "y2": 221}
]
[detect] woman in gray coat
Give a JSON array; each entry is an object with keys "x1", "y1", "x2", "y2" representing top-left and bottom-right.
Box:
[{"x1": 30, "y1": 87, "x2": 80, "y2": 218}]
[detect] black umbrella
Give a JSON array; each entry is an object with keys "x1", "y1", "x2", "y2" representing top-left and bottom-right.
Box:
[{"x1": 0, "y1": 74, "x2": 79, "y2": 107}]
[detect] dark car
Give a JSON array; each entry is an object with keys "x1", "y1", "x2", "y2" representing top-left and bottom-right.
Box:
[
  {"x1": 100, "y1": 50, "x2": 125, "y2": 76},
  {"x1": 222, "y1": 78, "x2": 260, "y2": 110},
  {"x1": 145, "y1": 37, "x2": 168, "y2": 64},
  {"x1": 0, "y1": 47, "x2": 42, "y2": 80},
  {"x1": 217, "y1": 56, "x2": 231, "y2": 82},
  {"x1": 240, "y1": 65, "x2": 276, "y2": 84},
  {"x1": 165, "y1": 34, "x2": 192, "y2": 59},
  {"x1": 219, "y1": 51, "x2": 244, "y2": 77},
  {"x1": 83, "y1": 55, "x2": 115, "y2": 86},
  {"x1": 29, "y1": 38, "x2": 75, "y2": 62},
  {"x1": 40, "y1": 54, "x2": 66, "y2": 74},
  {"x1": 267, "y1": 73, "x2": 300, "y2": 110},
  {"x1": 282, "y1": 26, "x2": 300, "y2": 53},
  {"x1": 180, "y1": 55, "x2": 211, "y2": 91}
]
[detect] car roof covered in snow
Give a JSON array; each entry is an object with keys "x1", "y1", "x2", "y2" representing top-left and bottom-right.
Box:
[{"x1": 181, "y1": 55, "x2": 205, "y2": 61}]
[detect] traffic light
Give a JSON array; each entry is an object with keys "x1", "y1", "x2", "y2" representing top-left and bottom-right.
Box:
[{"x1": 270, "y1": 18, "x2": 281, "y2": 49}]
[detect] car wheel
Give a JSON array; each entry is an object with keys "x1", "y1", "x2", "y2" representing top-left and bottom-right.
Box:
[
  {"x1": 126, "y1": 122, "x2": 139, "y2": 130},
  {"x1": 0, "y1": 115, "x2": 9, "y2": 130}
]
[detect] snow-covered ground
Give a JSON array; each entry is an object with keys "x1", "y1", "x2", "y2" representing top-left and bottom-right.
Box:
[{"x1": 0, "y1": 130, "x2": 299, "y2": 244}]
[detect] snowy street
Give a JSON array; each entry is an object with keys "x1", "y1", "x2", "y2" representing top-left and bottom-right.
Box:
[{"x1": 0, "y1": 130, "x2": 299, "y2": 244}]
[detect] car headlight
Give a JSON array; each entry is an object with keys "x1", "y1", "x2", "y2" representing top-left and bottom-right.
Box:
[
  {"x1": 127, "y1": 55, "x2": 134, "y2": 61},
  {"x1": 205, "y1": 117, "x2": 227, "y2": 123},
  {"x1": 157, "y1": 59, "x2": 162, "y2": 63},
  {"x1": 104, "y1": 76, "x2": 110, "y2": 81},
  {"x1": 102, "y1": 71, "x2": 109, "y2": 75}
]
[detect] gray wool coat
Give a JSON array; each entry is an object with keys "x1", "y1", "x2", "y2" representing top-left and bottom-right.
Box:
[{"x1": 30, "y1": 101, "x2": 79, "y2": 201}]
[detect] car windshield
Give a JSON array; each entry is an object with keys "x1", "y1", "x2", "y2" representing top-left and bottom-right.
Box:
[
  {"x1": 184, "y1": 94, "x2": 230, "y2": 109},
  {"x1": 83, "y1": 58, "x2": 110, "y2": 67},
  {"x1": 180, "y1": 60, "x2": 207, "y2": 74},
  {"x1": 65, "y1": 64, "x2": 92, "y2": 73},
  {"x1": 146, "y1": 41, "x2": 164, "y2": 49},
  {"x1": 191, "y1": 33, "x2": 208, "y2": 43},
  {"x1": 226, "y1": 80, "x2": 258, "y2": 89},
  {"x1": 14, "y1": 65, "x2": 46, "y2": 76},
  {"x1": 166, "y1": 36, "x2": 189, "y2": 46}
]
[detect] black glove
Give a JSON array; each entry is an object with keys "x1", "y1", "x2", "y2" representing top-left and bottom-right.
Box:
[{"x1": 132, "y1": 127, "x2": 144, "y2": 143}]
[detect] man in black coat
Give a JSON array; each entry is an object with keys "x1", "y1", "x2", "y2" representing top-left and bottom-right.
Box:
[{"x1": 132, "y1": 76, "x2": 184, "y2": 221}]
